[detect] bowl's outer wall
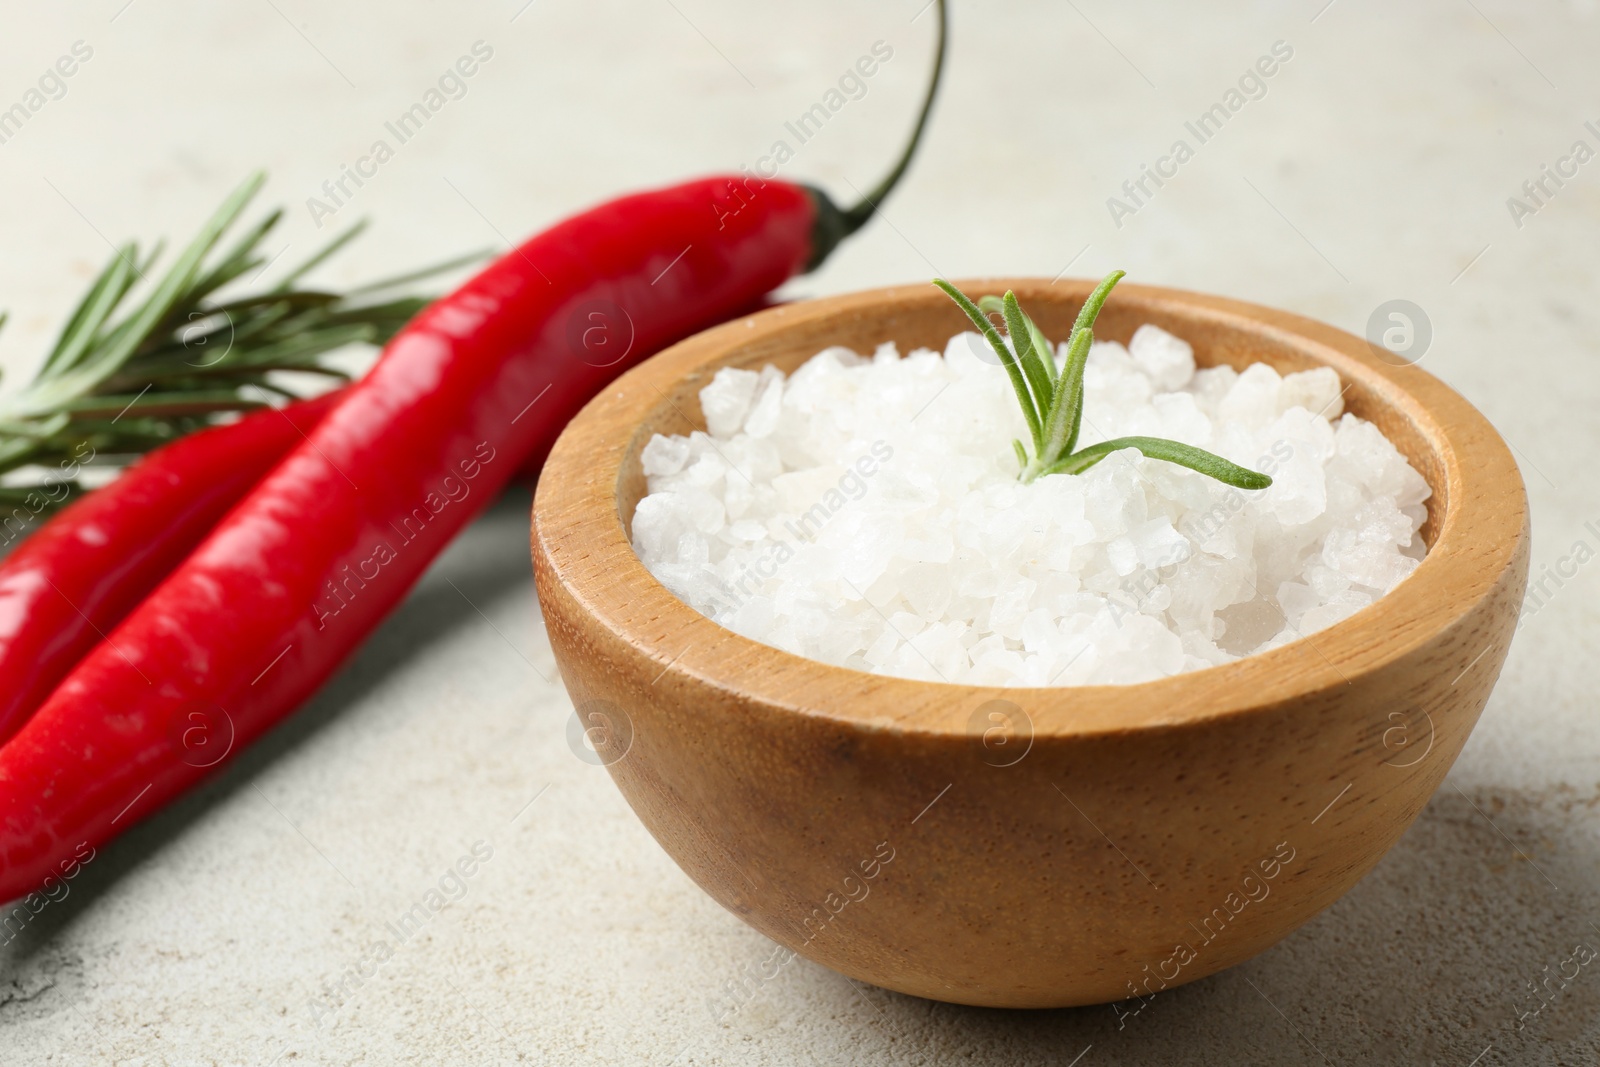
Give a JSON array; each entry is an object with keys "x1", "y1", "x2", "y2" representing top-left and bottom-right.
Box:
[{"x1": 532, "y1": 280, "x2": 1530, "y2": 1008}]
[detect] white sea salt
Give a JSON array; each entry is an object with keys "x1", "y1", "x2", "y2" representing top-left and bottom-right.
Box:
[{"x1": 631, "y1": 325, "x2": 1431, "y2": 686}]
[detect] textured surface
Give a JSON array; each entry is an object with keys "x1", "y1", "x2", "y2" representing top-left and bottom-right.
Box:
[{"x1": 0, "y1": 0, "x2": 1596, "y2": 1062}]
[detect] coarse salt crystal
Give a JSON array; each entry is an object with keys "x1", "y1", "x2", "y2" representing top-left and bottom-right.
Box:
[{"x1": 631, "y1": 323, "x2": 1431, "y2": 686}]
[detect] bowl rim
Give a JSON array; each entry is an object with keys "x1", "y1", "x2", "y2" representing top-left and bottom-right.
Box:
[{"x1": 532, "y1": 278, "x2": 1527, "y2": 738}]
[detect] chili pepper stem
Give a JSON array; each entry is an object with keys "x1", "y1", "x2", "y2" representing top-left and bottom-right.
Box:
[{"x1": 803, "y1": 0, "x2": 946, "y2": 270}]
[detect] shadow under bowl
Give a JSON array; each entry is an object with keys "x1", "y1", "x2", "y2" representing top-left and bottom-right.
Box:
[{"x1": 530, "y1": 278, "x2": 1529, "y2": 1008}]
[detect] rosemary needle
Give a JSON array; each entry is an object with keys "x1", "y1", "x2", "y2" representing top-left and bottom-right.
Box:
[
  {"x1": 935, "y1": 273, "x2": 1271, "y2": 490},
  {"x1": 0, "y1": 171, "x2": 484, "y2": 507}
]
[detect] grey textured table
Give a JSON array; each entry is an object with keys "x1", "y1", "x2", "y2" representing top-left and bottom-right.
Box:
[{"x1": 1, "y1": 2, "x2": 1595, "y2": 1063}]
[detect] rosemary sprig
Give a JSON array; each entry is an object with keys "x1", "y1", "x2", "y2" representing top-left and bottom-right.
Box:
[
  {"x1": 935, "y1": 272, "x2": 1272, "y2": 490},
  {"x1": 0, "y1": 171, "x2": 483, "y2": 507}
]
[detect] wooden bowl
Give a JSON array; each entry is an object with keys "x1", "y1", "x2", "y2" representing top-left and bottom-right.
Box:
[{"x1": 530, "y1": 279, "x2": 1528, "y2": 1009}]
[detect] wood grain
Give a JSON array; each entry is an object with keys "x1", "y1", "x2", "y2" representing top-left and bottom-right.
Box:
[{"x1": 531, "y1": 279, "x2": 1529, "y2": 1008}]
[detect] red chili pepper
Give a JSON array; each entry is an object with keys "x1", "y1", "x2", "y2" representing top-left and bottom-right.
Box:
[
  {"x1": 0, "y1": 391, "x2": 340, "y2": 747},
  {"x1": 0, "y1": 5, "x2": 945, "y2": 901}
]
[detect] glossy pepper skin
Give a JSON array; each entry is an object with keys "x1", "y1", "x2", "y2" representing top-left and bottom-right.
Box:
[
  {"x1": 0, "y1": 391, "x2": 340, "y2": 747},
  {"x1": 0, "y1": 176, "x2": 818, "y2": 899}
]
